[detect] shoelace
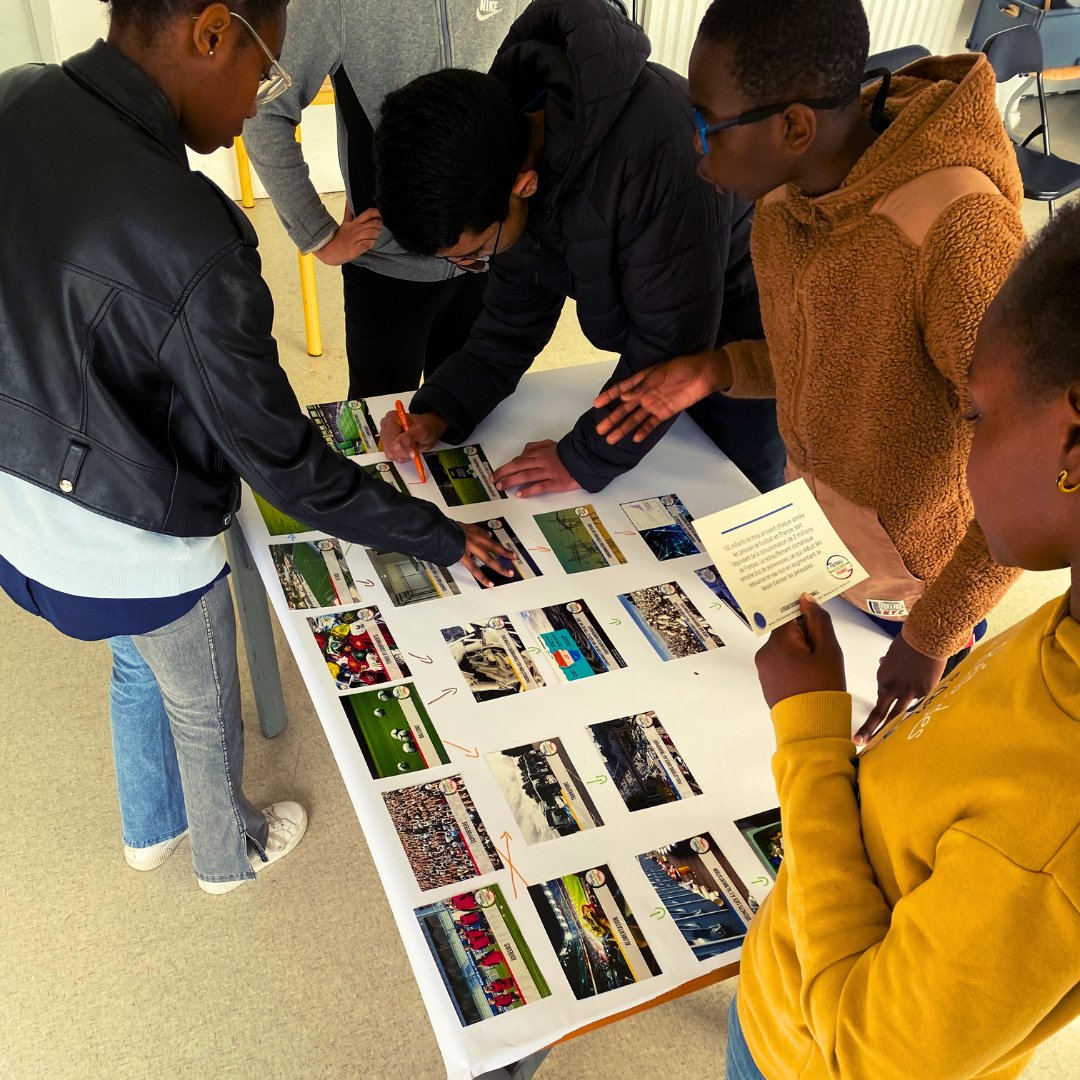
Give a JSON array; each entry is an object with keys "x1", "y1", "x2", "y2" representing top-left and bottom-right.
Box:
[{"x1": 263, "y1": 809, "x2": 296, "y2": 852}]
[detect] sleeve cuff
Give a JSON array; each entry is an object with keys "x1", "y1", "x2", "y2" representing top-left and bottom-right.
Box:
[
  {"x1": 305, "y1": 229, "x2": 336, "y2": 255},
  {"x1": 293, "y1": 207, "x2": 338, "y2": 255},
  {"x1": 724, "y1": 340, "x2": 775, "y2": 400},
  {"x1": 901, "y1": 611, "x2": 971, "y2": 661},
  {"x1": 410, "y1": 383, "x2": 475, "y2": 445},
  {"x1": 771, "y1": 690, "x2": 853, "y2": 746}
]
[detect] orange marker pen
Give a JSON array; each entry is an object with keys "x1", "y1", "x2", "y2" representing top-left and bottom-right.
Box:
[{"x1": 394, "y1": 399, "x2": 426, "y2": 483}]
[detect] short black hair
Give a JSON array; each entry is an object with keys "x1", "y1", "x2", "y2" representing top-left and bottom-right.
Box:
[
  {"x1": 698, "y1": 0, "x2": 869, "y2": 104},
  {"x1": 375, "y1": 69, "x2": 529, "y2": 256},
  {"x1": 102, "y1": 0, "x2": 283, "y2": 41},
  {"x1": 999, "y1": 202, "x2": 1080, "y2": 398}
]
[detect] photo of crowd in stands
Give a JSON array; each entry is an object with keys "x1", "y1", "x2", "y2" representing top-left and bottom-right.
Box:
[{"x1": 383, "y1": 776, "x2": 503, "y2": 891}]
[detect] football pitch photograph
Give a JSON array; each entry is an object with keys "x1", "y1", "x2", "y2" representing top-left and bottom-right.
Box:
[
  {"x1": 270, "y1": 539, "x2": 359, "y2": 610},
  {"x1": 306, "y1": 399, "x2": 379, "y2": 456},
  {"x1": 253, "y1": 491, "x2": 314, "y2": 537},
  {"x1": 340, "y1": 682, "x2": 448, "y2": 779},
  {"x1": 424, "y1": 445, "x2": 504, "y2": 507}
]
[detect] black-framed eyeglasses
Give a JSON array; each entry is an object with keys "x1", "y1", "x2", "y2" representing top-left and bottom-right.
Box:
[
  {"x1": 694, "y1": 89, "x2": 859, "y2": 155},
  {"x1": 441, "y1": 217, "x2": 504, "y2": 273},
  {"x1": 195, "y1": 11, "x2": 292, "y2": 106}
]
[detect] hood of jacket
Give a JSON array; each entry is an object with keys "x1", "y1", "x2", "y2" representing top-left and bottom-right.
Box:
[
  {"x1": 781, "y1": 53, "x2": 1022, "y2": 227},
  {"x1": 490, "y1": 0, "x2": 650, "y2": 207}
]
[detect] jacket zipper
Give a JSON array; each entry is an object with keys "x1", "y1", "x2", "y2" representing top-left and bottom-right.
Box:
[
  {"x1": 788, "y1": 209, "x2": 819, "y2": 475},
  {"x1": 439, "y1": 0, "x2": 452, "y2": 66}
]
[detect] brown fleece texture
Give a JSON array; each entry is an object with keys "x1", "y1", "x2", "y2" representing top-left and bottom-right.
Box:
[{"x1": 726, "y1": 54, "x2": 1025, "y2": 658}]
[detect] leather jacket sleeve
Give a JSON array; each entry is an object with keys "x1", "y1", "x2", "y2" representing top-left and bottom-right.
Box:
[{"x1": 157, "y1": 238, "x2": 466, "y2": 565}]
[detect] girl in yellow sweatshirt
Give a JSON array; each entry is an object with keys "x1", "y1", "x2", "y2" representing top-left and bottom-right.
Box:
[{"x1": 728, "y1": 206, "x2": 1080, "y2": 1077}]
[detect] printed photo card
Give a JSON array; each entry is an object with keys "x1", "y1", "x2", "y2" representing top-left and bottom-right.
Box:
[{"x1": 415, "y1": 885, "x2": 551, "y2": 1027}]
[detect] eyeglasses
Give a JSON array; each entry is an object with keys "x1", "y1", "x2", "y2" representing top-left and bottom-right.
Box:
[
  {"x1": 694, "y1": 90, "x2": 858, "y2": 155},
  {"x1": 229, "y1": 11, "x2": 292, "y2": 105},
  {"x1": 441, "y1": 217, "x2": 504, "y2": 273}
]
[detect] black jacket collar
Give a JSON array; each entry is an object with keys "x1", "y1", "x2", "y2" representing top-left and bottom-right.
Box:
[{"x1": 63, "y1": 40, "x2": 188, "y2": 166}]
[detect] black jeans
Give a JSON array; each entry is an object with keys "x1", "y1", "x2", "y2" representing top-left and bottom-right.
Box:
[
  {"x1": 342, "y1": 264, "x2": 489, "y2": 399},
  {"x1": 687, "y1": 394, "x2": 786, "y2": 493}
]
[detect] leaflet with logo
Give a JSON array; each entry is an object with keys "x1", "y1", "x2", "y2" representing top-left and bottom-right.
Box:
[{"x1": 694, "y1": 478, "x2": 868, "y2": 635}]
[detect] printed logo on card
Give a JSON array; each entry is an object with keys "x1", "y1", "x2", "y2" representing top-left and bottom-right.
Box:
[
  {"x1": 866, "y1": 598, "x2": 909, "y2": 617},
  {"x1": 825, "y1": 554, "x2": 854, "y2": 581}
]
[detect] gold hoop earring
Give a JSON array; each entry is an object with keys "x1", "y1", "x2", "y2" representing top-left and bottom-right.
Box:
[{"x1": 1058, "y1": 470, "x2": 1080, "y2": 494}]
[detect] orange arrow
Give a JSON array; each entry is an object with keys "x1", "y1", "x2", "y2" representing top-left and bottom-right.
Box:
[
  {"x1": 442, "y1": 739, "x2": 480, "y2": 759},
  {"x1": 498, "y1": 831, "x2": 530, "y2": 898}
]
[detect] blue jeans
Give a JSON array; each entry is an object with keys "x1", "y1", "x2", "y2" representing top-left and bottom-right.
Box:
[
  {"x1": 110, "y1": 578, "x2": 268, "y2": 884},
  {"x1": 726, "y1": 995, "x2": 767, "y2": 1080},
  {"x1": 108, "y1": 636, "x2": 188, "y2": 848}
]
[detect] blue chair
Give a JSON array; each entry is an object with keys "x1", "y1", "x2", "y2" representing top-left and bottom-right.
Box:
[
  {"x1": 866, "y1": 44, "x2": 931, "y2": 73},
  {"x1": 983, "y1": 25, "x2": 1080, "y2": 216}
]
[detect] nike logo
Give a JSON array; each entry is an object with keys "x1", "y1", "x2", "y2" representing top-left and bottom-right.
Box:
[{"x1": 476, "y1": 2, "x2": 501, "y2": 20}]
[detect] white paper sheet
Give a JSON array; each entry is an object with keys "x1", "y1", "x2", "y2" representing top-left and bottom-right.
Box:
[
  {"x1": 694, "y1": 479, "x2": 869, "y2": 635},
  {"x1": 237, "y1": 367, "x2": 890, "y2": 1079}
]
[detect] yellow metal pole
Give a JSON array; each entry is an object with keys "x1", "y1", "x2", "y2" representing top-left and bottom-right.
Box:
[
  {"x1": 297, "y1": 250, "x2": 323, "y2": 357},
  {"x1": 233, "y1": 135, "x2": 255, "y2": 209},
  {"x1": 292, "y1": 123, "x2": 323, "y2": 357}
]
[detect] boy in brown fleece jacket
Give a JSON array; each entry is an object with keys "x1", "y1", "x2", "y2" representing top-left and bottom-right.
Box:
[{"x1": 596, "y1": 0, "x2": 1025, "y2": 736}]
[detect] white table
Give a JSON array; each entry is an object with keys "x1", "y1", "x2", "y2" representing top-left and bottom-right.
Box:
[{"x1": 231, "y1": 365, "x2": 889, "y2": 1079}]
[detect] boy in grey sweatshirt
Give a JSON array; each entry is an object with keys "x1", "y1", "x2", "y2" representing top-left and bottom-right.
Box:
[{"x1": 242, "y1": 0, "x2": 533, "y2": 397}]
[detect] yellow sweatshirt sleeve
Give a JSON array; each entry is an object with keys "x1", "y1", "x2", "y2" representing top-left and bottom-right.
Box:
[
  {"x1": 723, "y1": 338, "x2": 777, "y2": 399},
  {"x1": 770, "y1": 691, "x2": 1080, "y2": 1080}
]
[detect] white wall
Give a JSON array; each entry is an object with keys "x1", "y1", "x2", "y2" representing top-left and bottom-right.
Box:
[
  {"x1": 641, "y1": 0, "x2": 977, "y2": 77},
  {"x1": 1, "y1": 0, "x2": 58, "y2": 69},
  {"x1": 28, "y1": 0, "x2": 987, "y2": 202}
]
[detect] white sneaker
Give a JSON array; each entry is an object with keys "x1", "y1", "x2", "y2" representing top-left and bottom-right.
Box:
[
  {"x1": 198, "y1": 802, "x2": 308, "y2": 896},
  {"x1": 124, "y1": 829, "x2": 189, "y2": 871}
]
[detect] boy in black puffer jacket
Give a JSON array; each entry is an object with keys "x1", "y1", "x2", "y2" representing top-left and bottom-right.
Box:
[{"x1": 375, "y1": 0, "x2": 784, "y2": 497}]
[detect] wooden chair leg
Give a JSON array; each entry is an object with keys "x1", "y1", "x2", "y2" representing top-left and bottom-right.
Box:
[
  {"x1": 298, "y1": 250, "x2": 323, "y2": 357},
  {"x1": 233, "y1": 136, "x2": 255, "y2": 209}
]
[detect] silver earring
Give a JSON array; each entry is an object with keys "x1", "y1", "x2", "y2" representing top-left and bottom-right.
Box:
[{"x1": 208, "y1": 49, "x2": 215, "y2": 57}]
